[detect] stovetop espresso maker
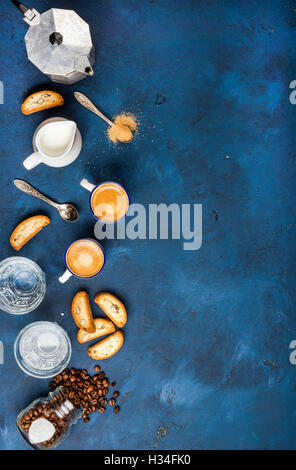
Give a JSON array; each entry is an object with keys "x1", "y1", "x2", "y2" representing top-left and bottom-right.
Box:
[{"x1": 11, "y1": 0, "x2": 95, "y2": 84}]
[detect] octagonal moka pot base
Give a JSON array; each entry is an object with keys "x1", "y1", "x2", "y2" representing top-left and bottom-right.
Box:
[{"x1": 11, "y1": 1, "x2": 95, "y2": 84}]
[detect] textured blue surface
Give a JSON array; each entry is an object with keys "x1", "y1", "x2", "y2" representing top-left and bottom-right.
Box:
[{"x1": 0, "y1": 0, "x2": 296, "y2": 450}]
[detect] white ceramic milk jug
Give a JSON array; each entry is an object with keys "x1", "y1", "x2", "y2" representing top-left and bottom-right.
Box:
[{"x1": 23, "y1": 118, "x2": 82, "y2": 170}]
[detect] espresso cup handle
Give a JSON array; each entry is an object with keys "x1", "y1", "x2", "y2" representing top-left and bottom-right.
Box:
[
  {"x1": 23, "y1": 152, "x2": 43, "y2": 170},
  {"x1": 58, "y1": 269, "x2": 73, "y2": 284},
  {"x1": 80, "y1": 178, "x2": 96, "y2": 192}
]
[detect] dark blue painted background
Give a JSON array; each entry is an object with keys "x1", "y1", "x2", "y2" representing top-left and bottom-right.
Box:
[{"x1": 0, "y1": 0, "x2": 296, "y2": 450}]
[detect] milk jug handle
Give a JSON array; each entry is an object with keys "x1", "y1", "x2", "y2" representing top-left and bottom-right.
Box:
[{"x1": 23, "y1": 152, "x2": 42, "y2": 170}]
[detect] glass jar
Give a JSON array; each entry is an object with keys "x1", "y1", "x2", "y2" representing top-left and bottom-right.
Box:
[
  {"x1": 0, "y1": 257, "x2": 46, "y2": 315},
  {"x1": 16, "y1": 387, "x2": 83, "y2": 450},
  {"x1": 14, "y1": 321, "x2": 72, "y2": 379}
]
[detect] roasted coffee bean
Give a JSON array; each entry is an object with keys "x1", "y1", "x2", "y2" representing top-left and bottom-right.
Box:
[
  {"x1": 48, "y1": 366, "x2": 120, "y2": 425},
  {"x1": 114, "y1": 406, "x2": 120, "y2": 414}
]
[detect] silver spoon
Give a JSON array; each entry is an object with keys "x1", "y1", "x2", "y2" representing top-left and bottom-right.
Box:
[
  {"x1": 74, "y1": 91, "x2": 133, "y2": 143},
  {"x1": 14, "y1": 179, "x2": 79, "y2": 222}
]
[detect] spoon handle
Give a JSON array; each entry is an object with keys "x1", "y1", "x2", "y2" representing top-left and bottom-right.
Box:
[
  {"x1": 14, "y1": 179, "x2": 59, "y2": 209},
  {"x1": 74, "y1": 92, "x2": 114, "y2": 127}
]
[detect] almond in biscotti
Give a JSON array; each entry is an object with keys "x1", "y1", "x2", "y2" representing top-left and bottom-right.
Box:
[
  {"x1": 94, "y1": 292, "x2": 127, "y2": 328},
  {"x1": 72, "y1": 291, "x2": 96, "y2": 333},
  {"x1": 88, "y1": 331, "x2": 124, "y2": 360},
  {"x1": 10, "y1": 215, "x2": 50, "y2": 251},
  {"x1": 77, "y1": 318, "x2": 115, "y2": 344}
]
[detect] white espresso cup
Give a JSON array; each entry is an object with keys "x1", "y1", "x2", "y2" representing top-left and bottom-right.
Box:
[
  {"x1": 58, "y1": 238, "x2": 105, "y2": 284},
  {"x1": 23, "y1": 118, "x2": 82, "y2": 170},
  {"x1": 80, "y1": 179, "x2": 130, "y2": 223}
]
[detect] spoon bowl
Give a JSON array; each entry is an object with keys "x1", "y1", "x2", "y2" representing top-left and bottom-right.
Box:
[
  {"x1": 58, "y1": 204, "x2": 79, "y2": 222},
  {"x1": 113, "y1": 124, "x2": 133, "y2": 143}
]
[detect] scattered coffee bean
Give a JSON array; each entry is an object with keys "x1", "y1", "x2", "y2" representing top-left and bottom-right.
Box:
[
  {"x1": 114, "y1": 405, "x2": 120, "y2": 414},
  {"x1": 47, "y1": 367, "x2": 121, "y2": 425},
  {"x1": 111, "y1": 381, "x2": 116, "y2": 387}
]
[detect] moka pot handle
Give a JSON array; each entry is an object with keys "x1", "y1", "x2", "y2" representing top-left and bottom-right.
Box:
[{"x1": 10, "y1": 1, "x2": 39, "y2": 24}]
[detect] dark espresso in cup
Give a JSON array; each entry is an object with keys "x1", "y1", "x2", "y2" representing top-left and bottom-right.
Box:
[
  {"x1": 66, "y1": 240, "x2": 104, "y2": 278},
  {"x1": 91, "y1": 183, "x2": 129, "y2": 223}
]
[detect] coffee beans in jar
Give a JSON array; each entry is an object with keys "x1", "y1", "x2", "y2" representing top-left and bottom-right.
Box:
[
  {"x1": 17, "y1": 365, "x2": 121, "y2": 450},
  {"x1": 17, "y1": 388, "x2": 82, "y2": 450}
]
